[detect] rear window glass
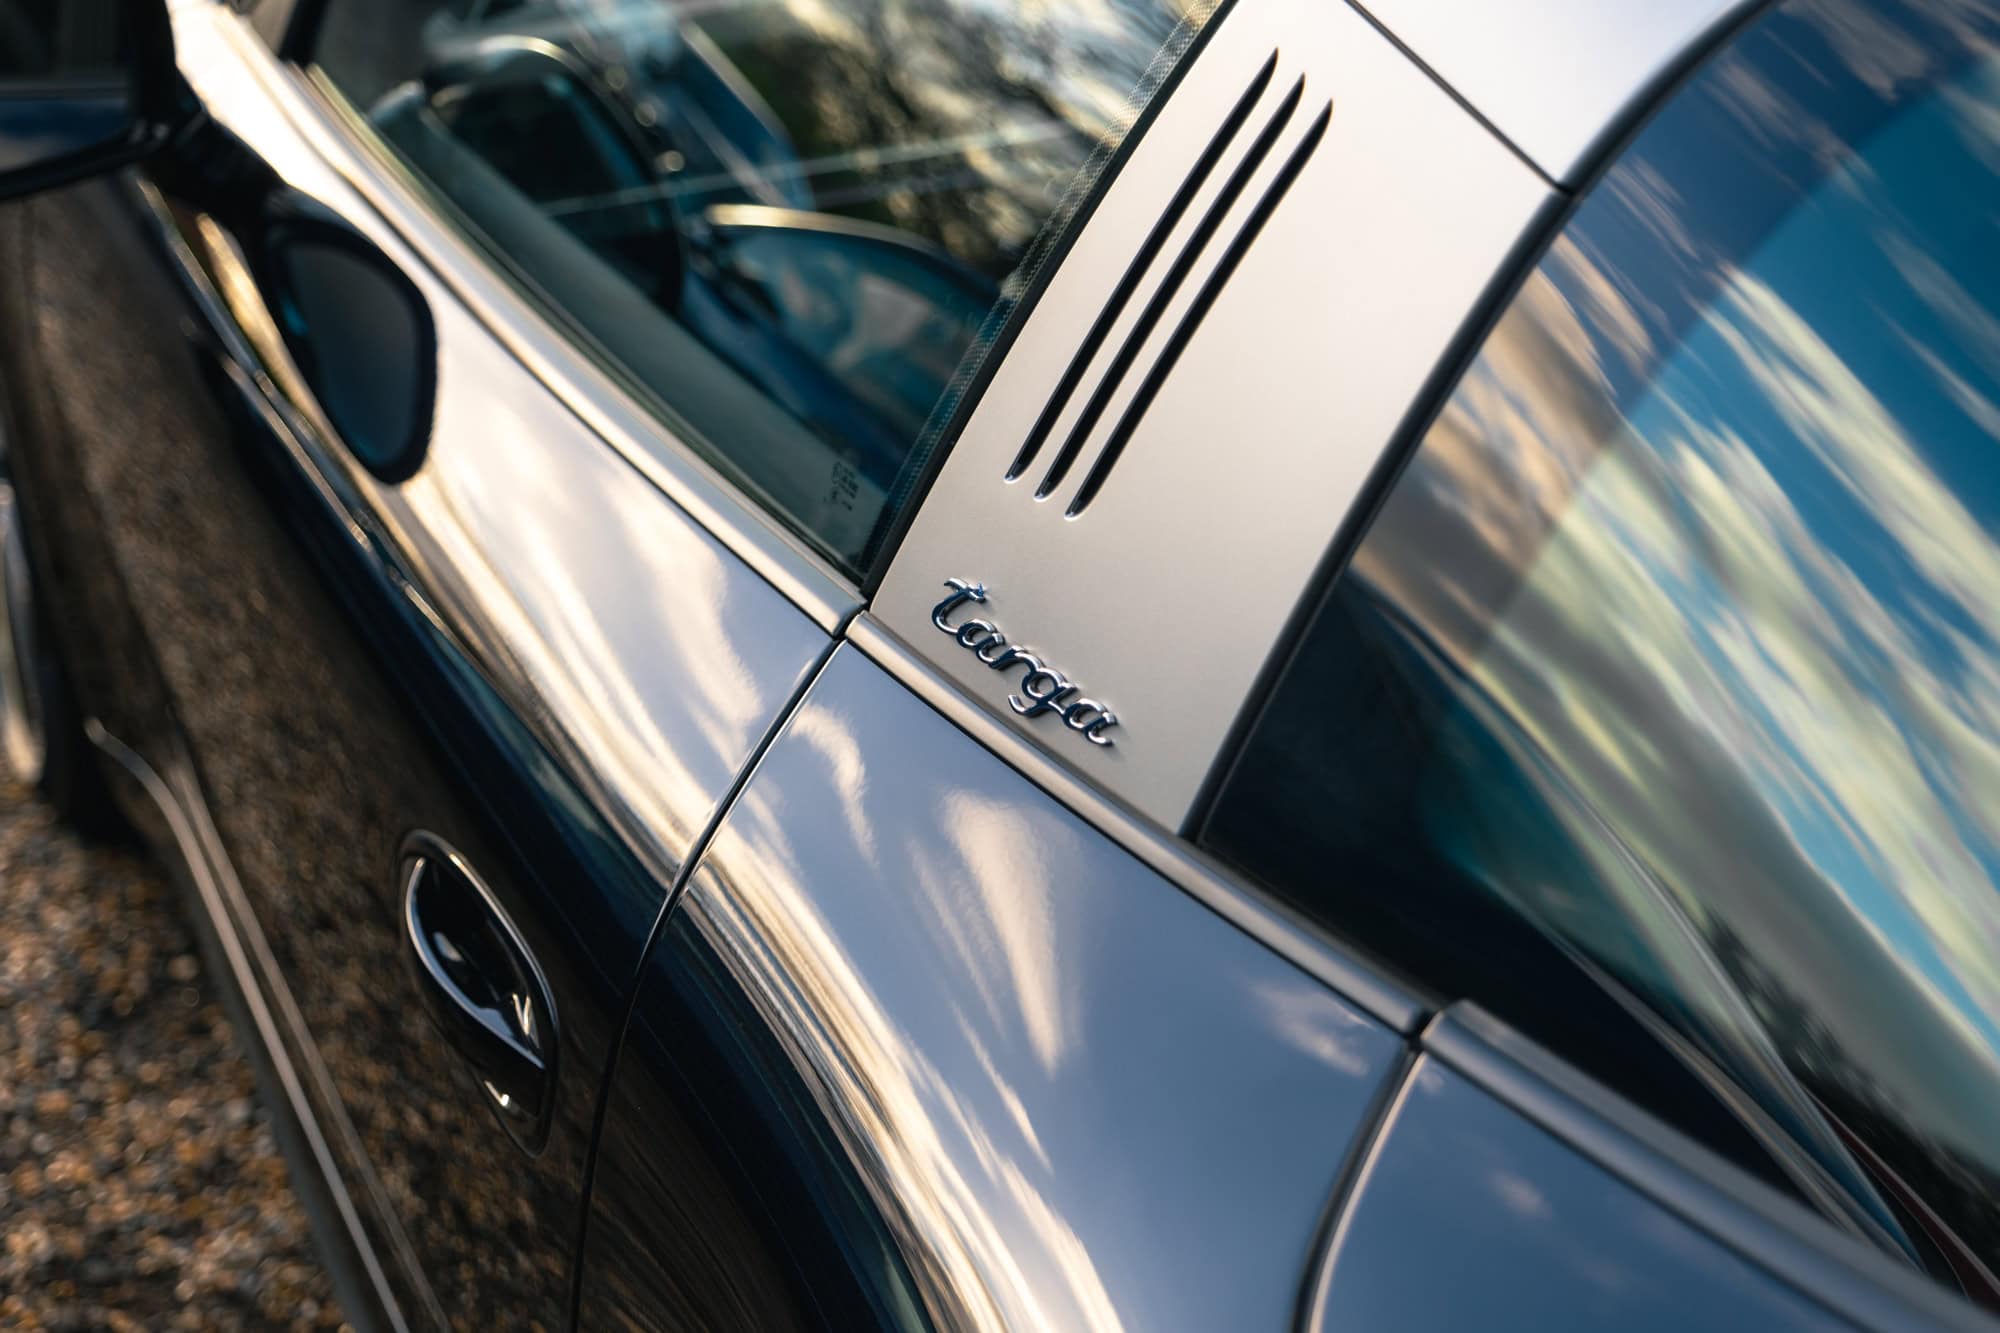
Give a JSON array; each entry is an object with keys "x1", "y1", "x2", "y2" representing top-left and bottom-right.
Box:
[{"x1": 1203, "y1": 0, "x2": 2000, "y2": 1307}]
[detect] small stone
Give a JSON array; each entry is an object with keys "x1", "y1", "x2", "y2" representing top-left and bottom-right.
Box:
[{"x1": 0, "y1": 789, "x2": 339, "y2": 1326}]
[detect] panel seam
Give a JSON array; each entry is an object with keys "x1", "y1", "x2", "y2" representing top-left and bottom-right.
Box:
[
  {"x1": 1292, "y1": 1042, "x2": 1421, "y2": 1333},
  {"x1": 564, "y1": 635, "x2": 843, "y2": 1332},
  {"x1": 1341, "y1": 0, "x2": 1559, "y2": 189}
]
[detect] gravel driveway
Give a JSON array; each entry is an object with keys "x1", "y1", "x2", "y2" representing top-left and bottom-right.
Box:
[{"x1": 0, "y1": 782, "x2": 345, "y2": 1330}]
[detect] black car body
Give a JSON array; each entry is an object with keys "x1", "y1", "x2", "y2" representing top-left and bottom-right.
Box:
[{"x1": 5, "y1": 0, "x2": 2000, "y2": 1330}]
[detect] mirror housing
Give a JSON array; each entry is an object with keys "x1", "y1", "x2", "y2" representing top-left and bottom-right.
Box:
[{"x1": 0, "y1": 0, "x2": 191, "y2": 200}]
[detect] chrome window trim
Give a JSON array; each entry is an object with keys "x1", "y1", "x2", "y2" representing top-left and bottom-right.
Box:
[
  {"x1": 846, "y1": 611, "x2": 1428, "y2": 1033},
  {"x1": 1423, "y1": 1006, "x2": 2000, "y2": 1333},
  {"x1": 203, "y1": 5, "x2": 861, "y2": 634}
]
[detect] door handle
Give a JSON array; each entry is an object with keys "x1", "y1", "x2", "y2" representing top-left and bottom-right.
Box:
[{"x1": 400, "y1": 832, "x2": 557, "y2": 1152}]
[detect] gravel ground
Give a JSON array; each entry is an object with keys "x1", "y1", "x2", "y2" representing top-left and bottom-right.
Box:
[{"x1": 0, "y1": 781, "x2": 346, "y2": 1331}]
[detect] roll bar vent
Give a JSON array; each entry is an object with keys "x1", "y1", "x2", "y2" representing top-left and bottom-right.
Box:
[{"x1": 1005, "y1": 51, "x2": 1332, "y2": 516}]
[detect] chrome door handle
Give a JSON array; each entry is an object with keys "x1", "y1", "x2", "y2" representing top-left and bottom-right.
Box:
[{"x1": 400, "y1": 832, "x2": 557, "y2": 1152}]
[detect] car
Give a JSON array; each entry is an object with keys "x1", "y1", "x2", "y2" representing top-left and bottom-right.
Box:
[
  {"x1": 419, "y1": 0, "x2": 819, "y2": 213},
  {"x1": 4, "y1": 0, "x2": 2000, "y2": 1328}
]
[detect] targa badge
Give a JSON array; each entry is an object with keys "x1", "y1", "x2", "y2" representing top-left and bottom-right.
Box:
[{"x1": 931, "y1": 579, "x2": 1119, "y2": 747}]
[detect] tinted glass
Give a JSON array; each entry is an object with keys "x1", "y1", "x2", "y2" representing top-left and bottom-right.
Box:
[
  {"x1": 0, "y1": 0, "x2": 121, "y2": 77},
  {"x1": 0, "y1": 0, "x2": 134, "y2": 172},
  {"x1": 311, "y1": 0, "x2": 1209, "y2": 575},
  {"x1": 1205, "y1": 0, "x2": 2000, "y2": 1307}
]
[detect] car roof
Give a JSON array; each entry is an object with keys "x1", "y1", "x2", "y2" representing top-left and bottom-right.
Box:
[{"x1": 1360, "y1": 0, "x2": 1766, "y2": 184}]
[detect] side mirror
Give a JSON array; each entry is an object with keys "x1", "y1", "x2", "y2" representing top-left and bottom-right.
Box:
[{"x1": 0, "y1": 0, "x2": 190, "y2": 200}]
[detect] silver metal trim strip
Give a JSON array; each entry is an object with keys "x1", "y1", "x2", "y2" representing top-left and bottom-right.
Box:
[
  {"x1": 87, "y1": 721, "x2": 433, "y2": 1333},
  {"x1": 1425, "y1": 1004, "x2": 2000, "y2": 1333},
  {"x1": 1350, "y1": 0, "x2": 1770, "y2": 187},
  {"x1": 204, "y1": 8, "x2": 859, "y2": 634},
  {"x1": 846, "y1": 611, "x2": 1426, "y2": 1032}
]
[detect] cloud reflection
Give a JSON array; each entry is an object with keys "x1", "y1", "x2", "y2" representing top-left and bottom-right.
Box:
[{"x1": 1321, "y1": 8, "x2": 2000, "y2": 1278}]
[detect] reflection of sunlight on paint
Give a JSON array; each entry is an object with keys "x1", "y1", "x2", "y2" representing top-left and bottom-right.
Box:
[
  {"x1": 790, "y1": 703, "x2": 878, "y2": 868},
  {"x1": 1249, "y1": 978, "x2": 1374, "y2": 1078},
  {"x1": 675, "y1": 670, "x2": 1388, "y2": 1331},
  {"x1": 693, "y1": 775, "x2": 1123, "y2": 1331},
  {"x1": 953, "y1": 1010, "x2": 1052, "y2": 1171},
  {"x1": 940, "y1": 790, "x2": 1077, "y2": 1076},
  {"x1": 397, "y1": 324, "x2": 803, "y2": 870}
]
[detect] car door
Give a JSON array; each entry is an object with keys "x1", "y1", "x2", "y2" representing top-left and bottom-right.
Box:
[
  {"x1": 0, "y1": 0, "x2": 843, "y2": 1326},
  {"x1": 574, "y1": 0, "x2": 1558, "y2": 1324}
]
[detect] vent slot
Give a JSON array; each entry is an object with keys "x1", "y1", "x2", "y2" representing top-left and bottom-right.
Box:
[
  {"x1": 1037, "y1": 70, "x2": 1308, "y2": 502},
  {"x1": 1068, "y1": 100, "x2": 1331, "y2": 517},
  {"x1": 1005, "y1": 51, "x2": 1279, "y2": 487},
  {"x1": 1004, "y1": 47, "x2": 1332, "y2": 517}
]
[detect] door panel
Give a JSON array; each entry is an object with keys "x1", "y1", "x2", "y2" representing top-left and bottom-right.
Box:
[
  {"x1": 579, "y1": 643, "x2": 1402, "y2": 1330},
  {"x1": 0, "y1": 3, "x2": 832, "y2": 1325}
]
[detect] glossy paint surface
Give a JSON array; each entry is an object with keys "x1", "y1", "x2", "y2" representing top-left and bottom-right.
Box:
[
  {"x1": 17, "y1": 3, "x2": 1992, "y2": 1332},
  {"x1": 1312, "y1": 1058, "x2": 1856, "y2": 1332},
  {"x1": 170, "y1": 1, "x2": 832, "y2": 945},
  {"x1": 580, "y1": 644, "x2": 1401, "y2": 1330},
  {"x1": 0, "y1": 1, "x2": 830, "y2": 1324}
]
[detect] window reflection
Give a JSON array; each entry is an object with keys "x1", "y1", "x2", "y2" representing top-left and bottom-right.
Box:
[
  {"x1": 1206, "y1": 0, "x2": 2000, "y2": 1306},
  {"x1": 317, "y1": 0, "x2": 1203, "y2": 573}
]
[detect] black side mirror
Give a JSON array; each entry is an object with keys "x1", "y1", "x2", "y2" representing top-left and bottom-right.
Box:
[
  {"x1": 0, "y1": 0, "x2": 190, "y2": 199},
  {"x1": 260, "y1": 205, "x2": 440, "y2": 484}
]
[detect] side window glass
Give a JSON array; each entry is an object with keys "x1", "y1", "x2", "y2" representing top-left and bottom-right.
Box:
[
  {"x1": 1201, "y1": 0, "x2": 2000, "y2": 1311},
  {"x1": 0, "y1": 0, "x2": 119, "y2": 76},
  {"x1": 309, "y1": 0, "x2": 1210, "y2": 576}
]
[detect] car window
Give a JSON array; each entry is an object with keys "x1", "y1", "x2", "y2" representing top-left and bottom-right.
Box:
[
  {"x1": 0, "y1": 0, "x2": 121, "y2": 77},
  {"x1": 1200, "y1": 0, "x2": 2000, "y2": 1308},
  {"x1": 307, "y1": 0, "x2": 1210, "y2": 576}
]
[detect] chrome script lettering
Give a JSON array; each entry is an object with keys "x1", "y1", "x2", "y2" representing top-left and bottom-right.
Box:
[{"x1": 930, "y1": 579, "x2": 1120, "y2": 747}]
